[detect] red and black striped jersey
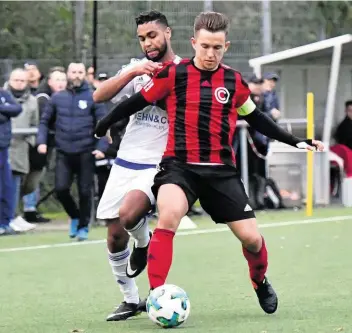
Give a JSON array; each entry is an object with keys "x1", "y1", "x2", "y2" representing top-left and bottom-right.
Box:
[{"x1": 141, "y1": 58, "x2": 251, "y2": 165}]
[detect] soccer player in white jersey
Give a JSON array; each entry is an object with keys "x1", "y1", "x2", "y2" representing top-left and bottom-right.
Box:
[{"x1": 93, "y1": 10, "x2": 181, "y2": 321}]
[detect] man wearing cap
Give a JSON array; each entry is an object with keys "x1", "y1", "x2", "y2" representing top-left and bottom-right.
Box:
[
  {"x1": 262, "y1": 72, "x2": 281, "y2": 121},
  {"x1": 256, "y1": 72, "x2": 281, "y2": 166}
]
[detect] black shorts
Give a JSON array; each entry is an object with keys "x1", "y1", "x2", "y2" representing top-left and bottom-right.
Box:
[{"x1": 152, "y1": 158, "x2": 255, "y2": 224}]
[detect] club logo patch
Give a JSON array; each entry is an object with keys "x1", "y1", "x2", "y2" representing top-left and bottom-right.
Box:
[
  {"x1": 78, "y1": 100, "x2": 87, "y2": 109},
  {"x1": 214, "y1": 87, "x2": 230, "y2": 104}
]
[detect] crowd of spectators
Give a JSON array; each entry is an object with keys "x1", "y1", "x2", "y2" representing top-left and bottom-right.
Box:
[
  {"x1": 0, "y1": 62, "x2": 117, "y2": 237},
  {"x1": 235, "y1": 72, "x2": 282, "y2": 209}
]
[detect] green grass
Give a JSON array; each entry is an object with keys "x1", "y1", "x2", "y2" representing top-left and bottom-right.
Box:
[
  {"x1": 42, "y1": 211, "x2": 69, "y2": 220},
  {"x1": 1, "y1": 207, "x2": 352, "y2": 333}
]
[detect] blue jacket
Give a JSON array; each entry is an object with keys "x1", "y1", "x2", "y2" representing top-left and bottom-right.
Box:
[
  {"x1": 37, "y1": 81, "x2": 109, "y2": 154},
  {"x1": 263, "y1": 90, "x2": 280, "y2": 113},
  {"x1": 0, "y1": 89, "x2": 22, "y2": 149}
]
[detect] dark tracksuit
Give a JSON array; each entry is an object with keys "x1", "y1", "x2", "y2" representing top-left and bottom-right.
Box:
[
  {"x1": 0, "y1": 90, "x2": 22, "y2": 227},
  {"x1": 37, "y1": 81, "x2": 108, "y2": 230}
]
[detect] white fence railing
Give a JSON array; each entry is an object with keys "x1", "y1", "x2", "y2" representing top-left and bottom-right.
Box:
[{"x1": 12, "y1": 118, "x2": 312, "y2": 197}]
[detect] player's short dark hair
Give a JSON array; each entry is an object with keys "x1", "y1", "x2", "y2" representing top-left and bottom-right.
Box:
[
  {"x1": 345, "y1": 100, "x2": 352, "y2": 108},
  {"x1": 135, "y1": 10, "x2": 169, "y2": 28},
  {"x1": 194, "y1": 12, "x2": 229, "y2": 36}
]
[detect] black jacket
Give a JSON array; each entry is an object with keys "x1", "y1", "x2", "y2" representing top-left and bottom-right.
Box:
[{"x1": 335, "y1": 116, "x2": 352, "y2": 150}]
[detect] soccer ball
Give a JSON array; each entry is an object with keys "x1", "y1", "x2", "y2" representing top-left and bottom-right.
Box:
[{"x1": 146, "y1": 284, "x2": 191, "y2": 328}]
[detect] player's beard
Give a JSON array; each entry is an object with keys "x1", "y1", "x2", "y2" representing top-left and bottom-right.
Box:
[{"x1": 145, "y1": 39, "x2": 168, "y2": 62}]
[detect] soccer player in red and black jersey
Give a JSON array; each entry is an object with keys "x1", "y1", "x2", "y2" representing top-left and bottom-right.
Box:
[{"x1": 95, "y1": 12, "x2": 324, "y2": 314}]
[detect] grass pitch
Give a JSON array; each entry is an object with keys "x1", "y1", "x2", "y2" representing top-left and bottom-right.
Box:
[{"x1": 1, "y1": 207, "x2": 352, "y2": 333}]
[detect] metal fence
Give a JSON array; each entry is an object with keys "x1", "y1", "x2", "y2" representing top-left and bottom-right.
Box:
[{"x1": 2, "y1": 1, "x2": 351, "y2": 84}]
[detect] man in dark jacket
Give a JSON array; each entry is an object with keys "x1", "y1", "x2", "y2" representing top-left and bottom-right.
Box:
[
  {"x1": 37, "y1": 62, "x2": 108, "y2": 241},
  {"x1": 0, "y1": 89, "x2": 22, "y2": 235},
  {"x1": 334, "y1": 100, "x2": 352, "y2": 150},
  {"x1": 330, "y1": 100, "x2": 352, "y2": 178},
  {"x1": 36, "y1": 66, "x2": 67, "y2": 115}
]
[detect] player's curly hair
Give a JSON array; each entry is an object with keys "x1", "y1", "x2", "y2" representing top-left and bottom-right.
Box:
[
  {"x1": 135, "y1": 10, "x2": 169, "y2": 27},
  {"x1": 194, "y1": 12, "x2": 229, "y2": 36}
]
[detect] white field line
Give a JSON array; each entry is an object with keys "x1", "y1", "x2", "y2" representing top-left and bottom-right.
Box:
[{"x1": 0, "y1": 215, "x2": 351, "y2": 254}]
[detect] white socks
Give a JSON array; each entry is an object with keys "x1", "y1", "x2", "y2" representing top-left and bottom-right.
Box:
[
  {"x1": 127, "y1": 216, "x2": 151, "y2": 248},
  {"x1": 107, "y1": 217, "x2": 151, "y2": 303},
  {"x1": 108, "y1": 248, "x2": 139, "y2": 304}
]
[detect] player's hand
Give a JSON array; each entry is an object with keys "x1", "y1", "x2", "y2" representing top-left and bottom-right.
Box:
[
  {"x1": 37, "y1": 144, "x2": 47, "y2": 154},
  {"x1": 296, "y1": 139, "x2": 324, "y2": 152},
  {"x1": 132, "y1": 60, "x2": 163, "y2": 76},
  {"x1": 92, "y1": 150, "x2": 105, "y2": 159}
]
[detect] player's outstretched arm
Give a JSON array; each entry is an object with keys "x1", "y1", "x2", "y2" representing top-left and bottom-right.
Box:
[
  {"x1": 94, "y1": 92, "x2": 150, "y2": 138},
  {"x1": 93, "y1": 71, "x2": 136, "y2": 103},
  {"x1": 244, "y1": 108, "x2": 324, "y2": 151},
  {"x1": 93, "y1": 60, "x2": 162, "y2": 103}
]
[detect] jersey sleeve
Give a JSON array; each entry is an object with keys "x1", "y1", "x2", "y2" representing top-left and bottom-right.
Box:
[
  {"x1": 140, "y1": 64, "x2": 174, "y2": 103},
  {"x1": 235, "y1": 72, "x2": 256, "y2": 116},
  {"x1": 110, "y1": 59, "x2": 143, "y2": 104}
]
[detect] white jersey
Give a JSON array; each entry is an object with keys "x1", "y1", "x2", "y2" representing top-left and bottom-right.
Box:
[{"x1": 111, "y1": 56, "x2": 181, "y2": 165}]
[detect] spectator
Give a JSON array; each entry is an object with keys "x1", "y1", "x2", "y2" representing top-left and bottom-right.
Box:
[
  {"x1": 86, "y1": 66, "x2": 98, "y2": 90},
  {"x1": 87, "y1": 66, "x2": 95, "y2": 84},
  {"x1": 334, "y1": 100, "x2": 352, "y2": 150},
  {"x1": 36, "y1": 66, "x2": 67, "y2": 107},
  {"x1": 236, "y1": 75, "x2": 269, "y2": 209},
  {"x1": 0, "y1": 88, "x2": 22, "y2": 235},
  {"x1": 247, "y1": 75, "x2": 264, "y2": 108},
  {"x1": 5, "y1": 68, "x2": 39, "y2": 232},
  {"x1": 86, "y1": 67, "x2": 109, "y2": 91},
  {"x1": 247, "y1": 75, "x2": 269, "y2": 171},
  {"x1": 97, "y1": 72, "x2": 109, "y2": 82},
  {"x1": 246, "y1": 73, "x2": 281, "y2": 171},
  {"x1": 37, "y1": 62, "x2": 108, "y2": 241},
  {"x1": 95, "y1": 72, "x2": 110, "y2": 92},
  {"x1": 331, "y1": 100, "x2": 352, "y2": 178},
  {"x1": 24, "y1": 61, "x2": 43, "y2": 95},
  {"x1": 36, "y1": 66, "x2": 67, "y2": 142},
  {"x1": 22, "y1": 66, "x2": 67, "y2": 223},
  {"x1": 262, "y1": 72, "x2": 281, "y2": 121}
]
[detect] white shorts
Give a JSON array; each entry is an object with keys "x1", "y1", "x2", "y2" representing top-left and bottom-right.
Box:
[{"x1": 96, "y1": 164, "x2": 158, "y2": 220}]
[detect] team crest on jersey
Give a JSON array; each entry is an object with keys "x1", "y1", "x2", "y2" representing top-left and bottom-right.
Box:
[
  {"x1": 214, "y1": 87, "x2": 230, "y2": 104},
  {"x1": 78, "y1": 100, "x2": 88, "y2": 109}
]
